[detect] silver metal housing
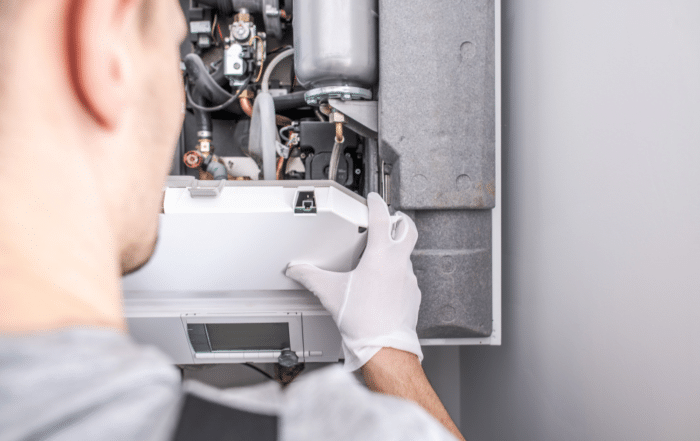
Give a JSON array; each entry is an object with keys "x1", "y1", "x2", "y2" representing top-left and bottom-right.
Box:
[{"x1": 293, "y1": 0, "x2": 378, "y2": 90}]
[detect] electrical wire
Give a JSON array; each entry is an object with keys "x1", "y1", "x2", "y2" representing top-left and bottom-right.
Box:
[
  {"x1": 249, "y1": 35, "x2": 266, "y2": 83},
  {"x1": 279, "y1": 125, "x2": 294, "y2": 142},
  {"x1": 243, "y1": 363, "x2": 275, "y2": 381},
  {"x1": 186, "y1": 76, "x2": 251, "y2": 113},
  {"x1": 217, "y1": 23, "x2": 224, "y2": 43}
]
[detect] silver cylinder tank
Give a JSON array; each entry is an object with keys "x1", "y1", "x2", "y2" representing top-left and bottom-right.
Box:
[{"x1": 293, "y1": 0, "x2": 378, "y2": 89}]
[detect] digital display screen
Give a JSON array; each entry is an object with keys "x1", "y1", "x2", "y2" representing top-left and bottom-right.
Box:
[{"x1": 205, "y1": 323, "x2": 291, "y2": 351}]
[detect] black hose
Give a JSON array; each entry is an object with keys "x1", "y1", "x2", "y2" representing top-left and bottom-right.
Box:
[
  {"x1": 186, "y1": 53, "x2": 307, "y2": 115},
  {"x1": 193, "y1": 90, "x2": 213, "y2": 136},
  {"x1": 184, "y1": 53, "x2": 244, "y2": 115},
  {"x1": 209, "y1": 59, "x2": 305, "y2": 110},
  {"x1": 273, "y1": 91, "x2": 308, "y2": 111},
  {"x1": 211, "y1": 61, "x2": 228, "y2": 87},
  {"x1": 186, "y1": 76, "x2": 251, "y2": 112}
]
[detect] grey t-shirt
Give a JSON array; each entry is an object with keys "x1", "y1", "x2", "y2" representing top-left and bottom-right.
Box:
[{"x1": 0, "y1": 329, "x2": 457, "y2": 441}]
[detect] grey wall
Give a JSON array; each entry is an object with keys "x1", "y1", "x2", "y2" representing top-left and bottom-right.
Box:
[{"x1": 460, "y1": 1, "x2": 700, "y2": 440}]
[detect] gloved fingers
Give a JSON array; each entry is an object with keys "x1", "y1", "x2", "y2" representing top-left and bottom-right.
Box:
[
  {"x1": 366, "y1": 192, "x2": 392, "y2": 247},
  {"x1": 286, "y1": 263, "x2": 333, "y2": 292},
  {"x1": 286, "y1": 263, "x2": 350, "y2": 319},
  {"x1": 389, "y1": 214, "x2": 403, "y2": 240},
  {"x1": 392, "y1": 211, "x2": 419, "y2": 251}
]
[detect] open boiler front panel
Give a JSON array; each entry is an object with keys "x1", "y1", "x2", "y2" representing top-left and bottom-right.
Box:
[{"x1": 123, "y1": 0, "x2": 501, "y2": 365}]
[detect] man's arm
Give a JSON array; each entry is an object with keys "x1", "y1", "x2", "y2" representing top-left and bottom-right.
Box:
[
  {"x1": 286, "y1": 193, "x2": 464, "y2": 439},
  {"x1": 362, "y1": 348, "x2": 466, "y2": 441}
]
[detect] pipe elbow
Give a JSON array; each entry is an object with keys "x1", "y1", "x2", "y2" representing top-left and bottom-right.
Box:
[{"x1": 240, "y1": 96, "x2": 254, "y2": 118}]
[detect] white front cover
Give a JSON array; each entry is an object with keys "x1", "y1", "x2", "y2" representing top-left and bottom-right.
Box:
[{"x1": 122, "y1": 184, "x2": 368, "y2": 293}]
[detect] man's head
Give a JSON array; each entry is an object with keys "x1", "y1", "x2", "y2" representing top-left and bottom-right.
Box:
[{"x1": 0, "y1": 0, "x2": 187, "y2": 275}]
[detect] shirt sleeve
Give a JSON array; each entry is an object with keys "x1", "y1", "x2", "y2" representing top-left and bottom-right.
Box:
[
  {"x1": 0, "y1": 329, "x2": 457, "y2": 441},
  {"x1": 180, "y1": 365, "x2": 458, "y2": 441}
]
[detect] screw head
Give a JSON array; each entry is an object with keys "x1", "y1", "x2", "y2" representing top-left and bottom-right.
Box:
[
  {"x1": 355, "y1": 169, "x2": 361, "y2": 175},
  {"x1": 233, "y1": 62, "x2": 241, "y2": 69},
  {"x1": 300, "y1": 153, "x2": 306, "y2": 159}
]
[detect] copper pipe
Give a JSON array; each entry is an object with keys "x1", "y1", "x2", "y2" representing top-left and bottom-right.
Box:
[
  {"x1": 276, "y1": 156, "x2": 284, "y2": 180},
  {"x1": 276, "y1": 115, "x2": 293, "y2": 126},
  {"x1": 335, "y1": 122, "x2": 344, "y2": 143},
  {"x1": 241, "y1": 91, "x2": 290, "y2": 126},
  {"x1": 319, "y1": 103, "x2": 332, "y2": 115},
  {"x1": 239, "y1": 96, "x2": 254, "y2": 117}
]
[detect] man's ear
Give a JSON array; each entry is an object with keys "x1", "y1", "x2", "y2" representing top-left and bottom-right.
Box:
[{"x1": 66, "y1": 0, "x2": 139, "y2": 130}]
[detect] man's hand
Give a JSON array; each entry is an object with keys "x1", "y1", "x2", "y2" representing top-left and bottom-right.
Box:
[
  {"x1": 285, "y1": 192, "x2": 423, "y2": 372},
  {"x1": 287, "y1": 193, "x2": 465, "y2": 440}
]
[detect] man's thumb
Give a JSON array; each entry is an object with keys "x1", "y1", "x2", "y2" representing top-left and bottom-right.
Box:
[
  {"x1": 286, "y1": 263, "x2": 327, "y2": 292},
  {"x1": 285, "y1": 264, "x2": 346, "y2": 309}
]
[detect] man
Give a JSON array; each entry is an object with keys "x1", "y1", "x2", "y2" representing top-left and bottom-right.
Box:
[{"x1": 0, "y1": 0, "x2": 465, "y2": 440}]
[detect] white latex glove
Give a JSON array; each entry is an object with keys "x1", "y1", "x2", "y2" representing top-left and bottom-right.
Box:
[{"x1": 286, "y1": 192, "x2": 423, "y2": 372}]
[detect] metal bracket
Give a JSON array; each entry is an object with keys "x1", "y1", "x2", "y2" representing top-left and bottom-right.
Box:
[
  {"x1": 262, "y1": 0, "x2": 283, "y2": 39},
  {"x1": 328, "y1": 99, "x2": 378, "y2": 138},
  {"x1": 305, "y1": 86, "x2": 372, "y2": 105}
]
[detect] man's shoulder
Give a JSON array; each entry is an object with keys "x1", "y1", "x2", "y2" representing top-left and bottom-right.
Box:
[{"x1": 0, "y1": 329, "x2": 182, "y2": 441}]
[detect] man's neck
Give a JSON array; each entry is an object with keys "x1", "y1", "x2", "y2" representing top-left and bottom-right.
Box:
[{"x1": 0, "y1": 134, "x2": 126, "y2": 335}]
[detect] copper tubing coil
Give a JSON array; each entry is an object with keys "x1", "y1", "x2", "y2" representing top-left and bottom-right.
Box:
[{"x1": 335, "y1": 122, "x2": 344, "y2": 143}]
